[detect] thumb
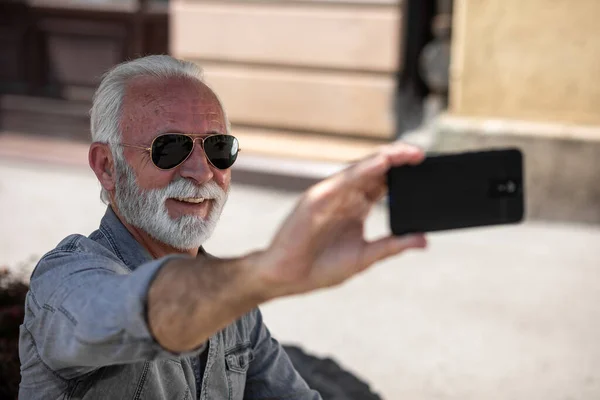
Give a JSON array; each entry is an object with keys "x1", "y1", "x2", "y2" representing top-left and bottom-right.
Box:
[{"x1": 361, "y1": 234, "x2": 427, "y2": 269}]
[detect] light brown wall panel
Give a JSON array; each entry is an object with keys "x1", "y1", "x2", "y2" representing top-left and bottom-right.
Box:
[
  {"x1": 172, "y1": 1, "x2": 401, "y2": 73},
  {"x1": 200, "y1": 63, "x2": 395, "y2": 138}
]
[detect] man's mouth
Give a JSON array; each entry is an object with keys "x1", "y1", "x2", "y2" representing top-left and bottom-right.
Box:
[
  {"x1": 174, "y1": 197, "x2": 207, "y2": 204},
  {"x1": 166, "y1": 196, "x2": 214, "y2": 219}
]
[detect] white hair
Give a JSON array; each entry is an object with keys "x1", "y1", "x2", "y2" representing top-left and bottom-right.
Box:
[{"x1": 90, "y1": 54, "x2": 230, "y2": 204}]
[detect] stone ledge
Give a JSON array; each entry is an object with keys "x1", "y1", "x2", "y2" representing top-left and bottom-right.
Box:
[{"x1": 431, "y1": 115, "x2": 600, "y2": 225}]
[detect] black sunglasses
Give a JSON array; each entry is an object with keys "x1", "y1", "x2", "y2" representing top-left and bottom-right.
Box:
[{"x1": 119, "y1": 133, "x2": 240, "y2": 170}]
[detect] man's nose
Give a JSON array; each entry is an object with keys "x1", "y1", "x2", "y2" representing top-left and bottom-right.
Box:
[{"x1": 178, "y1": 141, "x2": 214, "y2": 184}]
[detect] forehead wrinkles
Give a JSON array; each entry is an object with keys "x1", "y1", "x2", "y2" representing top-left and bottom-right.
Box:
[
  {"x1": 122, "y1": 77, "x2": 227, "y2": 133},
  {"x1": 157, "y1": 110, "x2": 226, "y2": 133},
  {"x1": 166, "y1": 88, "x2": 226, "y2": 131},
  {"x1": 121, "y1": 81, "x2": 169, "y2": 127},
  {"x1": 191, "y1": 88, "x2": 225, "y2": 121}
]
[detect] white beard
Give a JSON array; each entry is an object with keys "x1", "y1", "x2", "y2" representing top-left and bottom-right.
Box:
[{"x1": 113, "y1": 160, "x2": 229, "y2": 250}]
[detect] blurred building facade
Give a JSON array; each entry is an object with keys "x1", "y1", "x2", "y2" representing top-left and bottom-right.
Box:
[
  {"x1": 170, "y1": 0, "x2": 406, "y2": 163},
  {"x1": 1, "y1": 0, "x2": 598, "y2": 223}
]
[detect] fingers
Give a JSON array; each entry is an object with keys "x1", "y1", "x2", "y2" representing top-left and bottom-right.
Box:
[
  {"x1": 305, "y1": 142, "x2": 423, "y2": 217},
  {"x1": 343, "y1": 142, "x2": 425, "y2": 188},
  {"x1": 360, "y1": 234, "x2": 427, "y2": 270},
  {"x1": 364, "y1": 178, "x2": 387, "y2": 202},
  {"x1": 381, "y1": 142, "x2": 425, "y2": 166}
]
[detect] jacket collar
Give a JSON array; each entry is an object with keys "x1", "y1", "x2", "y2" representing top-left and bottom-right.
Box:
[{"x1": 98, "y1": 206, "x2": 153, "y2": 271}]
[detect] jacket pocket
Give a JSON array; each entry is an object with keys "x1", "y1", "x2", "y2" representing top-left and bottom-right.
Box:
[
  {"x1": 67, "y1": 360, "x2": 192, "y2": 399},
  {"x1": 225, "y1": 345, "x2": 254, "y2": 399}
]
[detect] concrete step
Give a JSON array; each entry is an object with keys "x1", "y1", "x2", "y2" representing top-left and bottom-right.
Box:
[{"x1": 432, "y1": 114, "x2": 600, "y2": 225}]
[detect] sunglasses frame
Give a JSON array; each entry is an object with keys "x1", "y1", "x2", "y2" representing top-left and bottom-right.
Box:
[{"x1": 119, "y1": 133, "x2": 240, "y2": 171}]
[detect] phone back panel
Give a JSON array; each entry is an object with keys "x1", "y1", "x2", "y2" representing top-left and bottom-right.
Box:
[{"x1": 387, "y1": 149, "x2": 525, "y2": 235}]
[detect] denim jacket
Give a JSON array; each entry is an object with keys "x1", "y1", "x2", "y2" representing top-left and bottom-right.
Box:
[{"x1": 19, "y1": 207, "x2": 321, "y2": 400}]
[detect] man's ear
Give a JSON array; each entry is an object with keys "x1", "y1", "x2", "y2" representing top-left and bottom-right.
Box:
[{"x1": 89, "y1": 143, "x2": 116, "y2": 192}]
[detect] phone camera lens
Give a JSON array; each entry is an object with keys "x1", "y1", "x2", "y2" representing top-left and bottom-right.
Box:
[
  {"x1": 506, "y1": 181, "x2": 516, "y2": 193},
  {"x1": 490, "y1": 179, "x2": 520, "y2": 198}
]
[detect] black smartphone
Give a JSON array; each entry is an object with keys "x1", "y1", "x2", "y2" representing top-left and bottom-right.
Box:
[{"x1": 387, "y1": 148, "x2": 525, "y2": 235}]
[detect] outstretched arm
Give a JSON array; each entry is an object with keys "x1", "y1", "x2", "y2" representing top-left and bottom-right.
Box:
[{"x1": 148, "y1": 142, "x2": 427, "y2": 352}]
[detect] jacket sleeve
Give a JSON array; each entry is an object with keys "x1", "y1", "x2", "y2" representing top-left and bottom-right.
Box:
[
  {"x1": 20, "y1": 250, "x2": 203, "y2": 380},
  {"x1": 243, "y1": 308, "x2": 322, "y2": 400}
]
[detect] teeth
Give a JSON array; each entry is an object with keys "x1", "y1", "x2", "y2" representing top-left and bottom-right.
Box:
[{"x1": 175, "y1": 197, "x2": 205, "y2": 204}]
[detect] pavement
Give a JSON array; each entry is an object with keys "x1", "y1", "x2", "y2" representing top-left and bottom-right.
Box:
[{"x1": 1, "y1": 154, "x2": 600, "y2": 400}]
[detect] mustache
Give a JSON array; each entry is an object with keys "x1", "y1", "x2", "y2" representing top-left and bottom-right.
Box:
[{"x1": 153, "y1": 178, "x2": 227, "y2": 200}]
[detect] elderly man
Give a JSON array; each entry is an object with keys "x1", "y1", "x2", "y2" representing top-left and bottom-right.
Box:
[{"x1": 18, "y1": 55, "x2": 426, "y2": 399}]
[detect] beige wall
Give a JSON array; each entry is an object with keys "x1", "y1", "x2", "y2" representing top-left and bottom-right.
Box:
[
  {"x1": 171, "y1": 0, "x2": 401, "y2": 141},
  {"x1": 172, "y1": 1, "x2": 401, "y2": 73},
  {"x1": 450, "y1": 0, "x2": 600, "y2": 127}
]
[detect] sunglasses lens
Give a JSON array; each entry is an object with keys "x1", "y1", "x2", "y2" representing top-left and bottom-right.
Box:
[
  {"x1": 203, "y1": 135, "x2": 239, "y2": 169},
  {"x1": 151, "y1": 134, "x2": 194, "y2": 169}
]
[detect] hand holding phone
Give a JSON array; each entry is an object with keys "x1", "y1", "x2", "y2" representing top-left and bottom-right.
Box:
[{"x1": 387, "y1": 148, "x2": 525, "y2": 235}]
